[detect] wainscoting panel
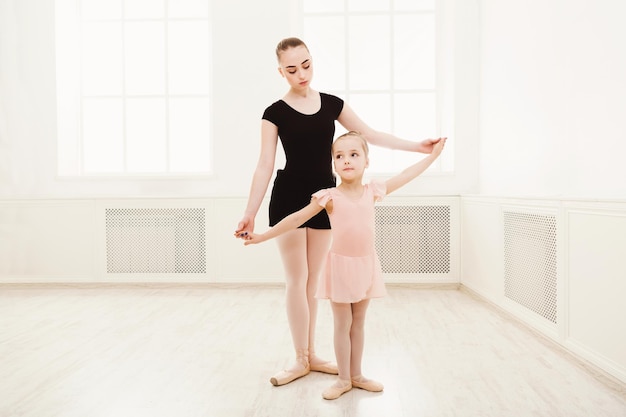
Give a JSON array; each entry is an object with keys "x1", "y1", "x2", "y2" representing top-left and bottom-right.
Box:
[
  {"x1": 461, "y1": 196, "x2": 626, "y2": 384},
  {"x1": 565, "y1": 205, "x2": 626, "y2": 383}
]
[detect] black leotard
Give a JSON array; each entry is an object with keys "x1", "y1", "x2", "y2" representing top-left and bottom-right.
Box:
[{"x1": 262, "y1": 93, "x2": 344, "y2": 229}]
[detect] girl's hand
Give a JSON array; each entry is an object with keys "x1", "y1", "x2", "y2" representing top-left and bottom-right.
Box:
[
  {"x1": 431, "y1": 137, "x2": 447, "y2": 156},
  {"x1": 243, "y1": 233, "x2": 265, "y2": 246}
]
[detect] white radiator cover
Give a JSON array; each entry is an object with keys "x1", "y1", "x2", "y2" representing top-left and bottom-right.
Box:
[
  {"x1": 105, "y1": 208, "x2": 206, "y2": 274},
  {"x1": 503, "y1": 210, "x2": 558, "y2": 324},
  {"x1": 102, "y1": 199, "x2": 459, "y2": 282},
  {"x1": 375, "y1": 205, "x2": 451, "y2": 274}
]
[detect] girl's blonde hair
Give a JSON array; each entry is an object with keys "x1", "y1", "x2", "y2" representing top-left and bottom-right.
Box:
[
  {"x1": 332, "y1": 131, "x2": 369, "y2": 156},
  {"x1": 275, "y1": 37, "x2": 309, "y2": 61}
]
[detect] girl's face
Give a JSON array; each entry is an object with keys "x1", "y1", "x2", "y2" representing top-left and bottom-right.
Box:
[
  {"x1": 332, "y1": 136, "x2": 369, "y2": 181},
  {"x1": 278, "y1": 45, "x2": 313, "y2": 90}
]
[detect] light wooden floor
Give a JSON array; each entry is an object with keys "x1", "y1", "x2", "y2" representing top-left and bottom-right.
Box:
[{"x1": 1, "y1": 284, "x2": 625, "y2": 417}]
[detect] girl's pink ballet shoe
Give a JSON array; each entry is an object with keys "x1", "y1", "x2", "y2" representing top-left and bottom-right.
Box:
[
  {"x1": 322, "y1": 380, "x2": 352, "y2": 400},
  {"x1": 350, "y1": 376, "x2": 384, "y2": 392}
]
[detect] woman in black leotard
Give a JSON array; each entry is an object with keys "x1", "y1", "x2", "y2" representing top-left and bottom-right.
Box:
[{"x1": 235, "y1": 37, "x2": 442, "y2": 387}]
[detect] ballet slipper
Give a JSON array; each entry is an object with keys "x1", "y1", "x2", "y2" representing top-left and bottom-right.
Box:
[
  {"x1": 322, "y1": 379, "x2": 352, "y2": 400},
  {"x1": 350, "y1": 375, "x2": 384, "y2": 392},
  {"x1": 270, "y1": 348, "x2": 310, "y2": 386},
  {"x1": 308, "y1": 348, "x2": 339, "y2": 375}
]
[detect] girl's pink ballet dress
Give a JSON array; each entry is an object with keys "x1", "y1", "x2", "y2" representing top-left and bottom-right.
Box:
[{"x1": 313, "y1": 180, "x2": 388, "y2": 303}]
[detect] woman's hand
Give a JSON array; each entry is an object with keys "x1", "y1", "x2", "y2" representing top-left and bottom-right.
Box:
[
  {"x1": 234, "y1": 215, "x2": 255, "y2": 240},
  {"x1": 417, "y1": 137, "x2": 445, "y2": 154}
]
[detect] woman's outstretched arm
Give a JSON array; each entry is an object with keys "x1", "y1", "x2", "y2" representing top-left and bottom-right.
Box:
[{"x1": 337, "y1": 103, "x2": 442, "y2": 153}]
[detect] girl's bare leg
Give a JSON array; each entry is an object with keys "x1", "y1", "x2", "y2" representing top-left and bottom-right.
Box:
[
  {"x1": 349, "y1": 299, "x2": 383, "y2": 392},
  {"x1": 348, "y1": 299, "x2": 370, "y2": 378},
  {"x1": 323, "y1": 301, "x2": 353, "y2": 399},
  {"x1": 330, "y1": 301, "x2": 353, "y2": 380}
]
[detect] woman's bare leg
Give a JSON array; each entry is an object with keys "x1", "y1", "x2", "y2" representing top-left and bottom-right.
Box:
[
  {"x1": 304, "y1": 228, "x2": 332, "y2": 366},
  {"x1": 276, "y1": 229, "x2": 310, "y2": 354}
]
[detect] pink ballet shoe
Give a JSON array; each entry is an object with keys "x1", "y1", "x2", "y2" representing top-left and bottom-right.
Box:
[
  {"x1": 270, "y1": 348, "x2": 310, "y2": 386},
  {"x1": 308, "y1": 348, "x2": 338, "y2": 375},
  {"x1": 350, "y1": 375, "x2": 384, "y2": 392},
  {"x1": 322, "y1": 379, "x2": 352, "y2": 400}
]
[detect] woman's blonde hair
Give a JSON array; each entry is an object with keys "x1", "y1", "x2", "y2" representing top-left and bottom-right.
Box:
[{"x1": 332, "y1": 131, "x2": 369, "y2": 156}]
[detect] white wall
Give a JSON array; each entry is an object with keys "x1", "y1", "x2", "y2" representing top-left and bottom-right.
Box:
[
  {"x1": 460, "y1": 0, "x2": 626, "y2": 384},
  {"x1": 0, "y1": 0, "x2": 479, "y2": 200},
  {"x1": 478, "y1": 0, "x2": 626, "y2": 199}
]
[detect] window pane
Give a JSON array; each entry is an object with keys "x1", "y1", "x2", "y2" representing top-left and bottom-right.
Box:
[
  {"x1": 126, "y1": 98, "x2": 167, "y2": 173},
  {"x1": 56, "y1": 0, "x2": 81, "y2": 176},
  {"x1": 168, "y1": 0, "x2": 209, "y2": 18},
  {"x1": 394, "y1": 92, "x2": 436, "y2": 139},
  {"x1": 348, "y1": 16, "x2": 390, "y2": 90},
  {"x1": 394, "y1": 0, "x2": 435, "y2": 11},
  {"x1": 394, "y1": 14, "x2": 435, "y2": 90},
  {"x1": 125, "y1": 0, "x2": 164, "y2": 19},
  {"x1": 80, "y1": 0, "x2": 121, "y2": 20},
  {"x1": 169, "y1": 98, "x2": 211, "y2": 172},
  {"x1": 82, "y1": 98, "x2": 124, "y2": 173},
  {"x1": 125, "y1": 22, "x2": 165, "y2": 95},
  {"x1": 348, "y1": 94, "x2": 394, "y2": 173},
  {"x1": 304, "y1": 16, "x2": 346, "y2": 91},
  {"x1": 392, "y1": 92, "x2": 436, "y2": 169},
  {"x1": 348, "y1": 0, "x2": 389, "y2": 12},
  {"x1": 168, "y1": 21, "x2": 210, "y2": 95},
  {"x1": 303, "y1": 0, "x2": 343, "y2": 13},
  {"x1": 82, "y1": 22, "x2": 123, "y2": 95}
]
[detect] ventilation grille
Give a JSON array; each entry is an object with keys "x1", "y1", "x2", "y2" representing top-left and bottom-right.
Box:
[
  {"x1": 503, "y1": 211, "x2": 557, "y2": 323},
  {"x1": 375, "y1": 205, "x2": 451, "y2": 274},
  {"x1": 106, "y1": 208, "x2": 206, "y2": 274}
]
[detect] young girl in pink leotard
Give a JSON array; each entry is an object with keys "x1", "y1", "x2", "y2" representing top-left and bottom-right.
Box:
[{"x1": 242, "y1": 131, "x2": 446, "y2": 400}]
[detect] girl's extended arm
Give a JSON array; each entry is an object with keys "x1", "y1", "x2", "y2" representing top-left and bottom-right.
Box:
[
  {"x1": 235, "y1": 120, "x2": 279, "y2": 235},
  {"x1": 337, "y1": 104, "x2": 442, "y2": 154},
  {"x1": 243, "y1": 199, "x2": 325, "y2": 245},
  {"x1": 385, "y1": 137, "x2": 447, "y2": 195}
]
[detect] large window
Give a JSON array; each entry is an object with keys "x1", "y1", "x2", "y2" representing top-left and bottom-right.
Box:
[
  {"x1": 303, "y1": 0, "x2": 449, "y2": 174},
  {"x1": 56, "y1": 0, "x2": 212, "y2": 177}
]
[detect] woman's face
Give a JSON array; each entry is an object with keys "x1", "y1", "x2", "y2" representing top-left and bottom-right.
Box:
[{"x1": 278, "y1": 45, "x2": 313, "y2": 90}]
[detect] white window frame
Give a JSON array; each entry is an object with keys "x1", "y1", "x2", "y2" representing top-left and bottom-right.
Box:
[
  {"x1": 300, "y1": 0, "x2": 455, "y2": 175},
  {"x1": 55, "y1": 0, "x2": 213, "y2": 178}
]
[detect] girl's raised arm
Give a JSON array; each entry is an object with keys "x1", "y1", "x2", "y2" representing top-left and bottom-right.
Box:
[
  {"x1": 385, "y1": 137, "x2": 447, "y2": 195},
  {"x1": 243, "y1": 199, "x2": 325, "y2": 245}
]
